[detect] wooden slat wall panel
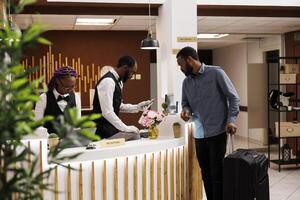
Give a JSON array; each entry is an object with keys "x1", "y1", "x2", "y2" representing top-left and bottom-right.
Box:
[{"x1": 22, "y1": 46, "x2": 103, "y2": 105}]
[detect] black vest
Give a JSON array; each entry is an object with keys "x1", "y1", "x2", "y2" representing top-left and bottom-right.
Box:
[
  {"x1": 44, "y1": 91, "x2": 76, "y2": 134},
  {"x1": 93, "y1": 72, "x2": 122, "y2": 138}
]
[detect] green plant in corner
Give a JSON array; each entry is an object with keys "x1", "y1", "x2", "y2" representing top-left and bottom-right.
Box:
[
  {"x1": 48, "y1": 133, "x2": 59, "y2": 139},
  {"x1": 0, "y1": 0, "x2": 100, "y2": 199}
]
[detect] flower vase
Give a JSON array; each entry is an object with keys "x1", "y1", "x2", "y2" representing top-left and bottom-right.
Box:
[{"x1": 149, "y1": 125, "x2": 159, "y2": 139}]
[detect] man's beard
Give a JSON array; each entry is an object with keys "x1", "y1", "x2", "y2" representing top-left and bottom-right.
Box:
[
  {"x1": 182, "y1": 64, "x2": 195, "y2": 77},
  {"x1": 122, "y1": 70, "x2": 131, "y2": 82}
]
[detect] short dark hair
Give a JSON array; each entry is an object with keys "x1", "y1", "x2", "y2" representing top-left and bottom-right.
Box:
[
  {"x1": 117, "y1": 56, "x2": 136, "y2": 68},
  {"x1": 176, "y1": 46, "x2": 199, "y2": 61}
]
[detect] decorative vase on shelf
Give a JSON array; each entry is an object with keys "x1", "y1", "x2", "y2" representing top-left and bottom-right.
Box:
[
  {"x1": 282, "y1": 143, "x2": 291, "y2": 162},
  {"x1": 173, "y1": 122, "x2": 181, "y2": 138},
  {"x1": 149, "y1": 125, "x2": 159, "y2": 139},
  {"x1": 162, "y1": 110, "x2": 168, "y2": 116}
]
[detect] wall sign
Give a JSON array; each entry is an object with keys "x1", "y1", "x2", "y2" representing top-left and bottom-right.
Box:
[{"x1": 177, "y1": 37, "x2": 197, "y2": 42}]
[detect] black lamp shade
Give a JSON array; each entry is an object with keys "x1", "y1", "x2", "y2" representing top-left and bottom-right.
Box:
[{"x1": 141, "y1": 33, "x2": 159, "y2": 50}]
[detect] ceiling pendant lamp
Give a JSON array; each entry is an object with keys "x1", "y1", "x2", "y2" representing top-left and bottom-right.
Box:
[{"x1": 140, "y1": 0, "x2": 159, "y2": 50}]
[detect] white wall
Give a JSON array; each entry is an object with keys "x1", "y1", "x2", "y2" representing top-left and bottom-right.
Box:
[
  {"x1": 156, "y1": 0, "x2": 197, "y2": 111},
  {"x1": 212, "y1": 35, "x2": 282, "y2": 141},
  {"x1": 213, "y1": 43, "x2": 248, "y2": 137}
]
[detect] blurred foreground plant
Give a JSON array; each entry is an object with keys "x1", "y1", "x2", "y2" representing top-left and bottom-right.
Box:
[{"x1": 0, "y1": 0, "x2": 100, "y2": 199}]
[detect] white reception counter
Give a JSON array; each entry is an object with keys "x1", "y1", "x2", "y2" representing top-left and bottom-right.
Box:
[
  {"x1": 59, "y1": 137, "x2": 185, "y2": 163},
  {"x1": 24, "y1": 116, "x2": 202, "y2": 200}
]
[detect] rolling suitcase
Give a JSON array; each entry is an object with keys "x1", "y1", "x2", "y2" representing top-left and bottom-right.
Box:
[{"x1": 223, "y1": 136, "x2": 269, "y2": 200}]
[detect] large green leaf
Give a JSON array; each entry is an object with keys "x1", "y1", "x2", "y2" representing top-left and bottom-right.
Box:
[{"x1": 10, "y1": 78, "x2": 27, "y2": 89}]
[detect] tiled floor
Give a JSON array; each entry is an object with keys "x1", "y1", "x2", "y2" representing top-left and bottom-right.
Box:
[{"x1": 202, "y1": 136, "x2": 300, "y2": 200}]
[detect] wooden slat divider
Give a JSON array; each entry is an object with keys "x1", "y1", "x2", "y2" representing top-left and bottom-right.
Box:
[
  {"x1": 176, "y1": 148, "x2": 180, "y2": 200},
  {"x1": 79, "y1": 163, "x2": 83, "y2": 200},
  {"x1": 142, "y1": 154, "x2": 147, "y2": 200},
  {"x1": 91, "y1": 162, "x2": 95, "y2": 200},
  {"x1": 134, "y1": 156, "x2": 138, "y2": 200},
  {"x1": 150, "y1": 153, "x2": 154, "y2": 200},
  {"x1": 67, "y1": 165, "x2": 71, "y2": 200},
  {"x1": 124, "y1": 157, "x2": 128, "y2": 200},
  {"x1": 157, "y1": 152, "x2": 162, "y2": 200},
  {"x1": 171, "y1": 149, "x2": 174, "y2": 200},
  {"x1": 54, "y1": 166, "x2": 58, "y2": 200},
  {"x1": 114, "y1": 159, "x2": 118, "y2": 200},
  {"x1": 164, "y1": 149, "x2": 168, "y2": 200},
  {"x1": 102, "y1": 160, "x2": 107, "y2": 200}
]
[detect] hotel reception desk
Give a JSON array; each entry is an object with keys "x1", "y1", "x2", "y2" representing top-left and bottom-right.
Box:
[{"x1": 24, "y1": 120, "x2": 202, "y2": 200}]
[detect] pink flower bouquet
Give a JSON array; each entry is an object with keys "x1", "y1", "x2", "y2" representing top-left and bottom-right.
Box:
[{"x1": 138, "y1": 110, "x2": 165, "y2": 128}]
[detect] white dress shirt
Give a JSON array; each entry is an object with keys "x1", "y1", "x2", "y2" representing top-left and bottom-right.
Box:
[
  {"x1": 97, "y1": 69, "x2": 139, "y2": 132},
  {"x1": 34, "y1": 88, "x2": 81, "y2": 121}
]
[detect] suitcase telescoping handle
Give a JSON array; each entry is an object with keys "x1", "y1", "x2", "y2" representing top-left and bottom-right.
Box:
[{"x1": 228, "y1": 134, "x2": 235, "y2": 153}]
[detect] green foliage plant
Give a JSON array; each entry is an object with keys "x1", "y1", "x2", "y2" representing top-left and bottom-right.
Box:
[
  {"x1": 48, "y1": 133, "x2": 58, "y2": 139},
  {"x1": 0, "y1": 0, "x2": 101, "y2": 199}
]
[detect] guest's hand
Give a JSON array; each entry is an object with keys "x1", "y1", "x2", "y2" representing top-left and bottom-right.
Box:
[
  {"x1": 226, "y1": 122, "x2": 237, "y2": 135},
  {"x1": 180, "y1": 108, "x2": 191, "y2": 122}
]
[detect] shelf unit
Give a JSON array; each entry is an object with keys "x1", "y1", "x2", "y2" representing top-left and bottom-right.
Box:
[{"x1": 267, "y1": 56, "x2": 300, "y2": 171}]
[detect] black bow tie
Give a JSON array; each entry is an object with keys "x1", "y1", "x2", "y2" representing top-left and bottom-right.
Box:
[{"x1": 57, "y1": 95, "x2": 70, "y2": 102}]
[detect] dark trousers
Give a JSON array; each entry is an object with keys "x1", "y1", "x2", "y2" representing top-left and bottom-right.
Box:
[{"x1": 195, "y1": 132, "x2": 227, "y2": 200}]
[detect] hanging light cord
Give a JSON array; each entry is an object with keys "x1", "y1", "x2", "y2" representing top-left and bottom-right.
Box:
[{"x1": 148, "y1": 0, "x2": 151, "y2": 35}]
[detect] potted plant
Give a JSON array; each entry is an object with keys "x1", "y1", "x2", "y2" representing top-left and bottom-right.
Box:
[
  {"x1": 161, "y1": 101, "x2": 169, "y2": 115},
  {"x1": 173, "y1": 122, "x2": 181, "y2": 138},
  {"x1": 48, "y1": 133, "x2": 59, "y2": 149}
]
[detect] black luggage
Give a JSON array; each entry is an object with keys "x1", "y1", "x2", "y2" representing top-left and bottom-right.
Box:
[{"x1": 223, "y1": 148, "x2": 270, "y2": 200}]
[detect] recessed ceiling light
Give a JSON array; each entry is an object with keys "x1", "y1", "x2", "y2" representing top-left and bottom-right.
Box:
[
  {"x1": 197, "y1": 33, "x2": 229, "y2": 39},
  {"x1": 75, "y1": 18, "x2": 116, "y2": 26}
]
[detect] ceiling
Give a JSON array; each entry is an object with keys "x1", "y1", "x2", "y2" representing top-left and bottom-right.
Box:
[{"x1": 13, "y1": 14, "x2": 300, "y2": 49}]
